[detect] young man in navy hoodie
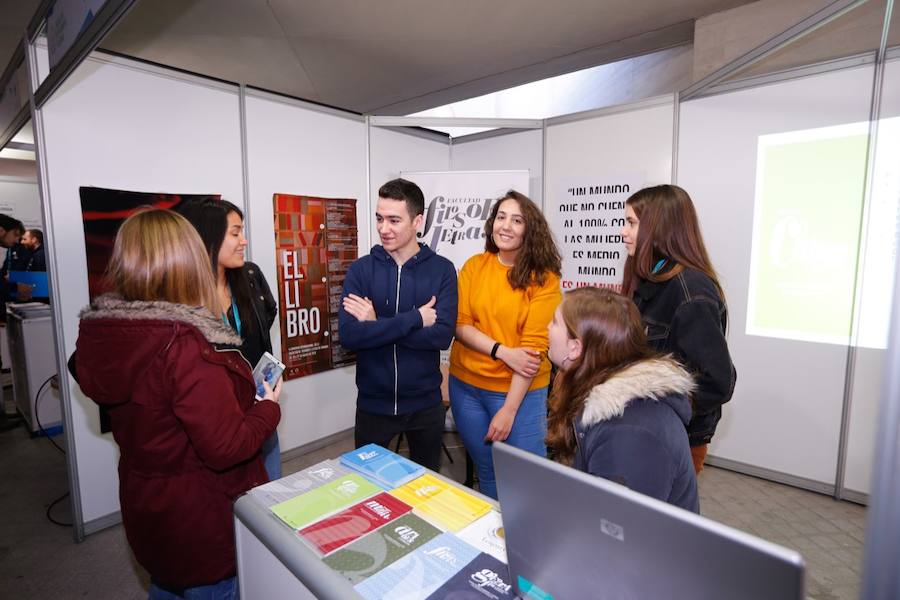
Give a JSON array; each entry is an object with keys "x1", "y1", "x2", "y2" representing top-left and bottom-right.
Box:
[{"x1": 339, "y1": 178, "x2": 458, "y2": 471}]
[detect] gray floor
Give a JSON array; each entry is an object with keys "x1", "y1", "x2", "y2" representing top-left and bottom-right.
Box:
[{"x1": 0, "y1": 405, "x2": 867, "y2": 599}]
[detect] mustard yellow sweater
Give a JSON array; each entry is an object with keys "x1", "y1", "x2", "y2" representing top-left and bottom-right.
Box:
[{"x1": 449, "y1": 252, "x2": 561, "y2": 392}]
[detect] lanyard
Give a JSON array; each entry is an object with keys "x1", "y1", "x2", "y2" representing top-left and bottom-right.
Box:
[
  {"x1": 222, "y1": 294, "x2": 242, "y2": 337},
  {"x1": 652, "y1": 258, "x2": 667, "y2": 274}
]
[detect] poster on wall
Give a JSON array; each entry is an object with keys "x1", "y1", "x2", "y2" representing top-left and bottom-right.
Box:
[
  {"x1": 273, "y1": 194, "x2": 358, "y2": 380},
  {"x1": 79, "y1": 187, "x2": 219, "y2": 299},
  {"x1": 549, "y1": 176, "x2": 643, "y2": 293},
  {"x1": 400, "y1": 170, "x2": 530, "y2": 270},
  {"x1": 79, "y1": 186, "x2": 220, "y2": 433}
]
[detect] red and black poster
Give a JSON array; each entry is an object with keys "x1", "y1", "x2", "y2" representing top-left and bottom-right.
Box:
[
  {"x1": 78, "y1": 186, "x2": 220, "y2": 299},
  {"x1": 273, "y1": 194, "x2": 358, "y2": 380},
  {"x1": 79, "y1": 187, "x2": 220, "y2": 432}
]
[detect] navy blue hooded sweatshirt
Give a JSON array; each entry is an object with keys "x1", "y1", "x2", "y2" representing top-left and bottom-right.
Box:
[{"x1": 338, "y1": 244, "x2": 457, "y2": 416}]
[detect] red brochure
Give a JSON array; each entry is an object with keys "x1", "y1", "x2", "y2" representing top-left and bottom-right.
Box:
[{"x1": 298, "y1": 492, "x2": 412, "y2": 554}]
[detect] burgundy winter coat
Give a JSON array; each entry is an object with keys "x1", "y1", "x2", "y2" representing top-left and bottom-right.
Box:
[{"x1": 75, "y1": 295, "x2": 280, "y2": 588}]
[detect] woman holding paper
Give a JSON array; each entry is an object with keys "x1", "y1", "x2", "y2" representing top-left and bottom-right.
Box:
[
  {"x1": 545, "y1": 286, "x2": 699, "y2": 511},
  {"x1": 620, "y1": 184, "x2": 735, "y2": 474},
  {"x1": 449, "y1": 190, "x2": 562, "y2": 499},
  {"x1": 177, "y1": 198, "x2": 282, "y2": 480},
  {"x1": 74, "y1": 208, "x2": 281, "y2": 598}
]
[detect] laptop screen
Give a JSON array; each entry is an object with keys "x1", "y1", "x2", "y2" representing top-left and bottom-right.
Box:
[{"x1": 493, "y1": 442, "x2": 805, "y2": 600}]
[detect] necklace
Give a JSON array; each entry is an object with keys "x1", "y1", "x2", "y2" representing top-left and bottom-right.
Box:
[{"x1": 497, "y1": 253, "x2": 515, "y2": 267}]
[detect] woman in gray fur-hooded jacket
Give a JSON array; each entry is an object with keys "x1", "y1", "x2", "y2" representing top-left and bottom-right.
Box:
[{"x1": 546, "y1": 287, "x2": 699, "y2": 513}]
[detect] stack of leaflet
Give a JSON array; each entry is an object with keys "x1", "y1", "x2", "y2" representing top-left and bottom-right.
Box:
[
  {"x1": 298, "y1": 492, "x2": 413, "y2": 554},
  {"x1": 390, "y1": 473, "x2": 493, "y2": 532},
  {"x1": 456, "y1": 510, "x2": 507, "y2": 562},
  {"x1": 423, "y1": 550, "x2": 515, "y2": 599},
  {"x1": 323, "y1": 513, "x2": 443, "y2": 583},
  {"x1": 251, "y1": 454, "x2": 514, "y2": 598},
  {"x1": 250, "y1": 459, "x2": 352, "y2": 508},
  {"x1": 339, "y1": 444, "x2": 425, "y2": 489},
  {"x1": 270, "y1": 473, "x2": 381, "y2": 530},
  {"x1": 355, "y1": 533, "x2": 516, "y2": 599}
]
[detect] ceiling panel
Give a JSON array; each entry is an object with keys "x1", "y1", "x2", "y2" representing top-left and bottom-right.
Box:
[{"x1": 1, "y1": 0, "x2": 756, "y2": 114}]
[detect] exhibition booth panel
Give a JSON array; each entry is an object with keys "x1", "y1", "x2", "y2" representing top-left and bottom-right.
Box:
[
  {"x1": 677, "y1": 0, "x2": 899, "y2": 502},
  {"x1": 368, "y1": 124, "x2": 451, "y2": 252},
  {"x1": 242, "y1": 89, "x2": 368, "y2": 454},
  {"x1": 678, "y1": 63, "x2": 876, "y2": 491},
  {"x1": 544, "y1": 96, "x2": 675, "y2": 295},
  {"x1": 844, "y1": 50, "x2": 900, "y2": 501},
  {"x1": 450, "y1": 128, "x2": 544, "y2": 207},
  {"x1": 39, "y1": 52, "x2": 246, "y2": 530}
]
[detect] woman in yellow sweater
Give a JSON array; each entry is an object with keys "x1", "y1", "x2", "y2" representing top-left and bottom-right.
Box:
[{"x1": 450, "y1": 190, "x2": 562, "y2": 499}]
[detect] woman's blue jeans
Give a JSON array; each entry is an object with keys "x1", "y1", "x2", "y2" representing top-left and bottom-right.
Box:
[
  {"x1": 449, "y1": 375, "x2": 547, "y2": 499},
  {"x1": 261, "y1": 431, "x2": 282, "y2": 481},
  {"x1": 148, "y1": 576, "x2": 237, "y2": 600}
]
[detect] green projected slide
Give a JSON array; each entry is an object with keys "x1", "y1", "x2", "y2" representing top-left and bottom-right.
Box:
[{"x1": 748, "y1": 123, "x2": 868, "y2": 345}]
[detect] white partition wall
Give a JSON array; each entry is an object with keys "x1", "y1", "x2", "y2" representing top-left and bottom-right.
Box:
[
  {"x1": 368, "y1": 126, "x2": 450, "y2": 247},
  {"x1": 451, "y1": 129, "x2": 544, "y2": 206},
  {"x1": 843, "y1": 56, "x2": 900, "y2": 500},
  {"x1": 243, "y1": 90, "x2": 368, "y2": 453},
  {"x1": 545, "y1": 96, "x2": 675, "y2": 199},
  {"x1": 0, "y1": 176, "x2": 42, "y2": 227},
  {"x1": 677, "y1": 64, "x2": 876, "y2": 490},
  {"x1": 39, "y1": 53, "x2": 245, "y2": 532}
]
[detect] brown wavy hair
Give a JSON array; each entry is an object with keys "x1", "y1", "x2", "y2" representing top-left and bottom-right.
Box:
[
  {"x1": 106, "y1": 208, "x2": 219, "y2": 316},
  {"x1": 484, "y1": 190, "x2": 561, "y2": 290},
  {"x1": 546, "y1": 287, "x2": 657, "y2": 464},
  {"x1": 621, "y1": 185, "x2": 723, "y2": 300}
]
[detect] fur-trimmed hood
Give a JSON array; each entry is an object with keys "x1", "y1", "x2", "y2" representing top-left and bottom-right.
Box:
[
  {"x1": 76, "y1": 294, "x2": 245, "y2": 407},
  {"x1": 79, "y1": 294, "x2": 241, "y2": 346},
  {"x1": 580, "y1": 357, "x2": 695, "y2": 428}
]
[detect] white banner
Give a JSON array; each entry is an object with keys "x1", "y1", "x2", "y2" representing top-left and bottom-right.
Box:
[
  {"x1": 549, "y1": 176, "x2": 643, "y2": 293},
  {"x1": 401, "y1": 170, "x2": 530, "y2": 270}
]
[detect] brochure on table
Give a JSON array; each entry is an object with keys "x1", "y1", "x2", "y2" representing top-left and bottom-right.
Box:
[{"x1": 253, "y1": 445, "x2": 512, "y2": 599}]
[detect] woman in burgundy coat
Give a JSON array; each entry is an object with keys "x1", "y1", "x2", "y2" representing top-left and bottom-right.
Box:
[{"x1": 75, "y1": 208, "x2": 281, "y2": 599}]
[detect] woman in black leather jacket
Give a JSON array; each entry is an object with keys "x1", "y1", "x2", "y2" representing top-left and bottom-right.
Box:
[
  {"x1": 177, "y1": 198, "x2": 281, "y2": 480},
  {"x1": 620, "y1": 185, "x2": 736, "y2": 474}
]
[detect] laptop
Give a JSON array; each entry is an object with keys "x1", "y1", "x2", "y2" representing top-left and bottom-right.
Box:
[{"x1": 493, "y1": 442, "x2": 805, "y2": 600}]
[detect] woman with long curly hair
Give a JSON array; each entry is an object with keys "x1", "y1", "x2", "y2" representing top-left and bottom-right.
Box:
[
  {"x1": 449, "y1": 190, "x2": 562, "y2": 499},
  {"x1": 546, "y1": 286, "x2": 698, "y2": 511},
  {"x1": 621, "y1": 184, "x2": 735, "y2": 474}
]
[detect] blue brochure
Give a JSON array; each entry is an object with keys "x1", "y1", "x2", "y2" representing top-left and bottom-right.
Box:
[
  {"x1": 340, "y1": 444, "x2": 425, "y2": 490},
  {"x1": 355, "y1": 532, "x2": 481, "y2": 600}
]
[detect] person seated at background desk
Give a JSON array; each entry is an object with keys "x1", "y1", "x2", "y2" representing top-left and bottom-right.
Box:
[{"x1": 546, "y1": 286, "x2": 699, "y2": 512}]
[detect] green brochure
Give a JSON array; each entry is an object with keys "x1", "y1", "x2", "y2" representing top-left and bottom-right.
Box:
[
  {"x1": 270, "y1": 473, "x2": 380, "y2": 529},
  {"x1": 323, "y1": 513, "x2": 442, "y2": 584}
]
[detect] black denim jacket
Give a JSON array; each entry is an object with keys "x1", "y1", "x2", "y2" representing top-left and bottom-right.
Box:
[
  {"x1": 233, "y1": 261, "x2": 277, "y2": 366},
  {"x1": 633, "y1": 267, "x2": 736, "y2": 446}
]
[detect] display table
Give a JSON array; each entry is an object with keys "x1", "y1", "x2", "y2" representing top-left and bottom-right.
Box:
[
  {"x1": 7, "y1": 303, "x2": 60, "y2": 433},
  {"x1": 234, "y1": 454, "x2": 503, "y2": 600}
]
